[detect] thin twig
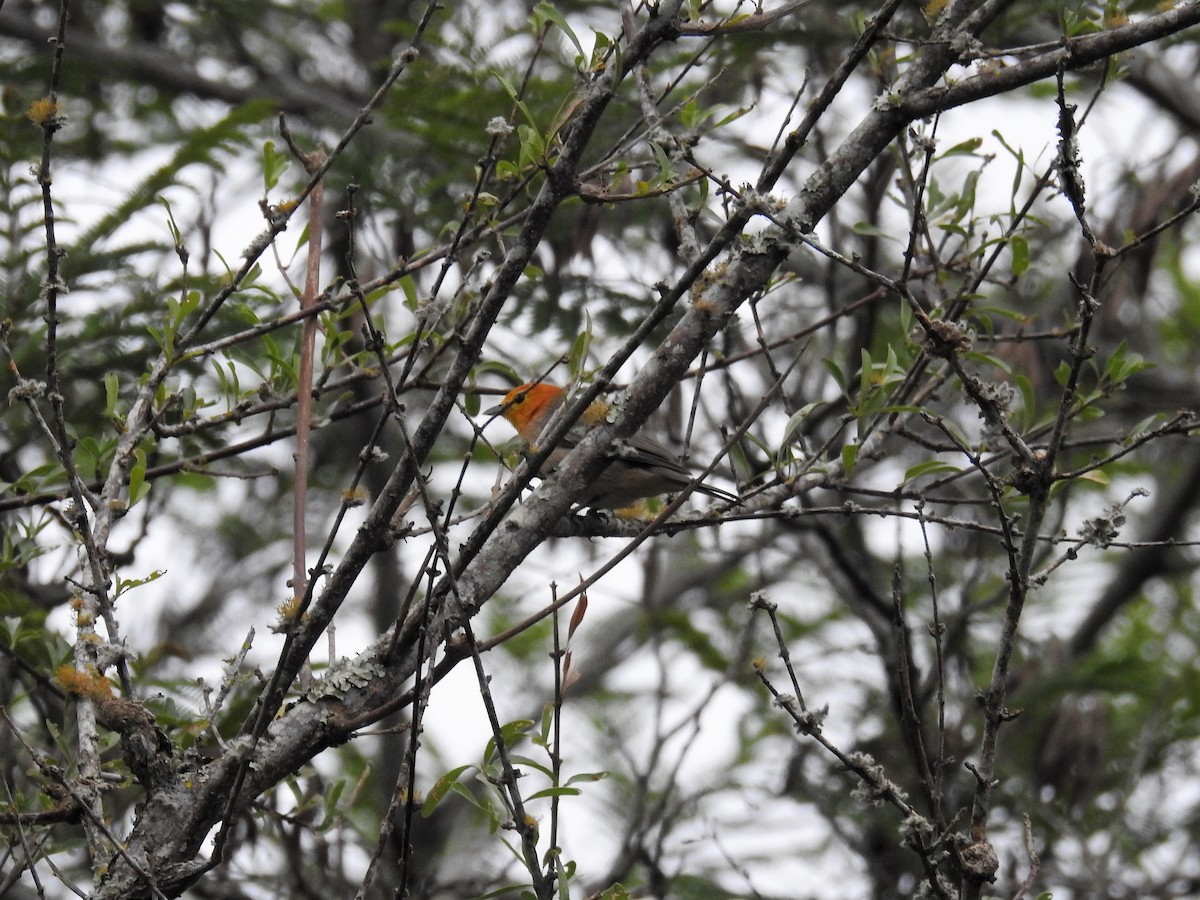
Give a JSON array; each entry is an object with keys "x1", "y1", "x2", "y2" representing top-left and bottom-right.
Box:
[{"x1": 279, "y1": 119, "x2": 327, "y2": 605}]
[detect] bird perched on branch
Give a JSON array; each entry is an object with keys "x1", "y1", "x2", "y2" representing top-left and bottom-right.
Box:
[{"x1": 486, "y1": 382, "x2": 738, "y2": 510}]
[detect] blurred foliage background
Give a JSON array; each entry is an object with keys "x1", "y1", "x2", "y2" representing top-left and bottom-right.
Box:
[{"x1": 4, "y1": 1, "x2": 1200, "y2": 898}]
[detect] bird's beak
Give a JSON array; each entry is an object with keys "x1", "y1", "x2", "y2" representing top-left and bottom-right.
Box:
[{"x1": 484, "y1": 402, "x2": 504, "y2": 416}]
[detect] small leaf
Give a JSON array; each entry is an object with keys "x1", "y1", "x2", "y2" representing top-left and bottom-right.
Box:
[
  {"x1": 1105, "y1": 340, "x2": 1153, "y2": 383},
  {"x1": 568, "y1": 315, "x2": 593, "y2": 382},
  {"x1": 938, "y1": 136, "x2": 983, "y2": 157},
  {"x1": 650, "y1": 141, "x2": 675, "y2": 181},
  {"x1": 564, "y1": 770, "x2": 608, "y2": 785},
  {"x1": 104, "y1": 372, "x2": 120, "y2": 418},
  {"x1": 595, "y1": 885, "x2": 631, "y2": 900},
  {"x1": 822, "y1": 357, "x2": 846, "y2": 394},
  {"x1": 116, "y1": 568, "x2": 166, "y2": 598},
  {"x1": 262, "y1": 140, "x2": 289, "y2": 192},
  {"x1": 495, "y1": 73, "x2": 540, "y2": 132},
  {"x1": 157, "y1": 196, "x2": 183, "y2": 249},
  {"x1": 952, "y1": 170, "x2": 979, "y2": 222},
  {"x1": 859, "y1": 348, "x2": 873, "y2": 397},
  {"x1": 850, "y1": 222, "x2": 896, "y2": 240},
  {"x1": 537, "y1": 703, "x2": 554, "y2": 747},
  {"x1": 1010, "y1": 234, "x2": 1029, "y2": 276},
  {"x1": 780, "y1": 403, "x2": 821, "y2": 449},
  {"x1": 517, "y1": 123, "x2": 547, "y2": 167},
  {"x1": 464, "y1": 371, "x2": 482, "y2": 417},
  {"x1": 476, "y1": 883, "x2": 531, "y2": 900},
  {"x1": 527, "y1": 787, "x2": 582, "y2": 801},
  {"x1": 903, "y1": 460, "x2": 962, "y2": 484},
  {"x1": 1127, "y1": 413, "x2": 1163, "y2": 441},
  {"x1": 534, "y1": 2, "x2": 585, "y2": 60},
  {"x1": 484, "y1": 719, "x2": 535, "y2": 765},
  {"x1": 422, "y1": 764, "x2": 474, "y2": 816},
  {"x1": 841, "y1": 443, "x2": 858, "y2": 478},
  {"x1": 128, "y1": 448, "x2": 150, "y2": 506},
  {"x1": 1015, "y1": 373, "x2": 1036, "y2": 430},
  {"x1": 963, "y1": 350, "x2": 1012, "y2": 375},
  {"x1": 509, "y1": 755, "x2": 554, "y2": 779},
  {"x1": 568, "y1": 593, "x2": 588, "y2": 640}
]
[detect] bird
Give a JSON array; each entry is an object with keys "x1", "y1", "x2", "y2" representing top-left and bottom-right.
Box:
[{"x1": 486, "y1": 382, "x2": 738, "y2": 510}]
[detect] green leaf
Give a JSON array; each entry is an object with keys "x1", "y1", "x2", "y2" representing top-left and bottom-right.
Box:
[
  {"x1": 516, "y1": 123, "x2": 547, "y2": 168},
  {"x1": 564, "y1": 770, "x2": 608, "y2": 785},
  {"x1": 850, "y1": 221, "x2": 896, "y2": 240},
  {"x1": 822, "y1": 357, "x2": 846, "y2": 394},
  {"x1": 532, "y1": 703, "x2": 554, "y2": 749},
  {"x1": 841, "y1": 443, "x2": 858, "y2": 478},
  {"x1": 680, "y1": 98, "x2": 707, "y2": 132},
  {"x1": 1127, "y1": 412, "x2": 1163, "y2": 442},
  {"x1": 262, "y1": 140, "x2": 289, "y2": 192},
  {"x1": 712, "y1": 104, "x2": 751, "y2": 128},
  {"x1": 938, "y1": 136, "x2": 983, "y2": 158},
  {"x1": 962, "y1": 349, "x2": 1012, "y2": 375},
  {"x1": 1014, "y1": 373, "x2": 1036, "y2": 430},
  {"x1": 450, "y1": 780, "x2": 496, "y2": 824},
  {"x1": 951, "y1": 169, "x2": 979, "y2": 222},
  {"x1": 103, "y1": 372, "x2": 120, "y2": 418},
  {"x1": 1053, "y1": 360, "x2": 1071, "y2": 386},
  {"x1": 476, "y1": 883, "x2": 531, "y2": 900},
  {"x1": 534, "y1": 2, "x2": 585, "y2": 60},
  {"x1": 991, "y1": 129, "x2": 1026, "y2": 199},
  {"x1": 422, "y1": 764, "x2": 474, "y2": 816},
  {"x1": 899, "y1": 295, "x2": 913, "y2": 338},
  {"x1": 509, "y1": 754, "x2": 555, "y2": 779},
  {"x1": 115, "y1": 568, "x2": 166, "y2": 598},
  {"x1": 472, "y1": 361, "x2": 523, "y2": 396},
  {"x1": 526, "y1": 786, "x2": 582, "y2": 801},
  {"x1": 568, "y1": 314, "x2": 593, "y2": 381},
  {"x1": 555, "y1": 856, "x2": 576, "y2": 900},
  {"x1": 1010, "y1": 233, "x2": 1029, "y2": 276},
  {"x1": 484, "y1": 719, "x2": 535, "y2": 765},
  {"x1": 903, "y1": 460, "x2": 962, "y2": 484},
  {"x1": 595, "y1": 885, "x2": 632, "y2": 900},
  {"x1": 859, "y1": 348, "x2": 873, "y2": 398},
  {"x1": 128, "y1": 448, "x2": 151, "y2": 506},
  {"x1": 779, "y1": 403, "x2": 821, "y2": 449},
  {"x1": 494, "y1": 73, "x2": 540, "y2": 132},
  {"x1": 157, "y1": 196, "x2": 184, "y2": 250},
  {"x1": 1104, "y1": 340, "x2": 1153, "y2": 384},
  {"x1": 650, "y1": 140, "x2": 675, "y2": 182},
  {"x1": 74, "y1": 439, "x2": 102, "y2": 487}
]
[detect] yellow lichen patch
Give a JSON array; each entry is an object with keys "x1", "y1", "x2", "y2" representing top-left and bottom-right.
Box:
[
  {"x1": 341, "y1": 486, "x2": 369, "y2": 507},
  {"x1": 54, "y1": 664, "x2": 114, "y2": 701},
  {"x1": 25, "y1": 97, "x2": 59, "y2": 126},
  {"x1": 277, "y1": 595, "x2": 304, "y2": 622}
]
